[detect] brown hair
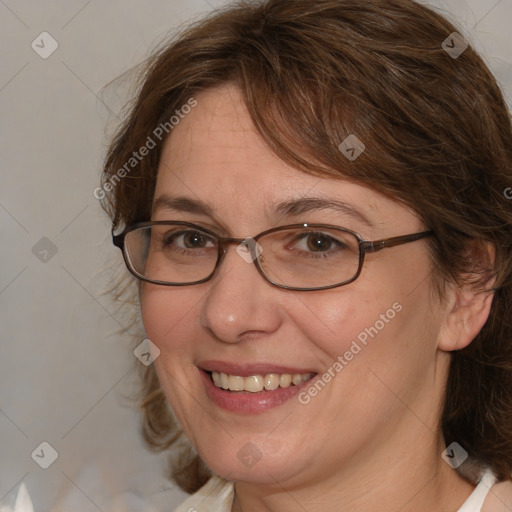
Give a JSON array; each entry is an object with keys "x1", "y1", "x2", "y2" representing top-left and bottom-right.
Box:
[{"x1": 101, "y1": 0, "x2": 512, "y2": 493}]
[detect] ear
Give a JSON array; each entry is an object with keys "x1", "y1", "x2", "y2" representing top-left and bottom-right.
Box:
[{"x1": 437, "y1": 242, "x2": 496, "y2": 352}]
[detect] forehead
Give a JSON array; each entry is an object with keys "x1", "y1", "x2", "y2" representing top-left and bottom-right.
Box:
[
  {"x1": 154, "y1": 85, "x2": 417, "y2": 233},
  {"x1": 157, "y1": 85, "x2": 302, "y2": 187}
]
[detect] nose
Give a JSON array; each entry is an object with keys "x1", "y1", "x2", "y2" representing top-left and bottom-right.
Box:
[{"x1": 199, "y1": 243, "x2": 282, "y2": 343}]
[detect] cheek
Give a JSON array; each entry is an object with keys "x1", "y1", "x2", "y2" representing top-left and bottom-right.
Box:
[
  {"x1": 140, "y1": 286, "x2": 198, "y2": 357},
  {"x1": 289, "y1": 289, "x2": 439, "y2": 443},
  {"x1": 290, "y1": 282, "x2": 435, "y2": 380},
  {"x1": 287, "y1": 290, "x2": 392, "y2": 357},
  {"x1": 139, "y1": 286, "x2": 205, "y2": 433}
]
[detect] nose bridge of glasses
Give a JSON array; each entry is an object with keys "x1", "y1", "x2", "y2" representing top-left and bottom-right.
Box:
[
  {"x1": 214, "y1": 238, "x2": 269, "y2": 276},
  {"x1": 218, "y1": 237, "x2": 263, "y2": 265},
  {"x1": 218, "y1": 236, "x2": 254, "y2": 251}
]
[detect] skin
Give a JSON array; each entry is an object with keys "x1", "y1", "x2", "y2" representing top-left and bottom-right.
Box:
[{"x1": 140, "y1": 84, "x2": 497, "y2": 511}]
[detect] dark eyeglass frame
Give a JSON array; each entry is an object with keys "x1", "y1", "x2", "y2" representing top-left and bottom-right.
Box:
[{"x1": 112, "y1": 221, "x2": 434, "y2": 291}]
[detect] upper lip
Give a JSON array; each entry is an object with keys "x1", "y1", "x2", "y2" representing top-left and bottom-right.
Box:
[{"x1": 198, "y1": 360, "x2": 318, "y2": 377}]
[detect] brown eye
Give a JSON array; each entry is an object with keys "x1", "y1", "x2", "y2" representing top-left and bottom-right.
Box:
[
  {"x1": 306, "y1": 233, "x2": 334, "y2": 252},
  {"x1": 163, "y1": 230, "x2": 215, "y2": 250},
  {"x1": 182, "y1": 231, "x2": 209, "y2": 248}
]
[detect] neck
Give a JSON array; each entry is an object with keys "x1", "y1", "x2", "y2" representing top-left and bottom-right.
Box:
[
  {"x1": 231, "y1": 398, "x2": 476, "y2": 512},
  {"x1": 232, "y1": 448, "x2": 475, "y2": 512}
]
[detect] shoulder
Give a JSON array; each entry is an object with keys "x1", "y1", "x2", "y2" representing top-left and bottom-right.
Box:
[
  {"x1": 173, "y1": 475, "x2": 235, "y2": 512},
  {"x1": 481, "y1": 479, "x2": 512, "y2": 512}
]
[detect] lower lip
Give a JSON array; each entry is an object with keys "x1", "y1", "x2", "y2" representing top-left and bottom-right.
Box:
[{"x1": 200, "y1": 369, "x2": 317, "y2": 414}]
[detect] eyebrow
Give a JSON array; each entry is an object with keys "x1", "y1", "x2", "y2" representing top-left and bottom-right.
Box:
[
  {"x1": 152, "y1": 195, "x2": 215, "y2": 217},
  {"x1": 152, "y1": 194, "x2": 374, "y2": 227},
  {"x1": 274, "y1": 197, "x2": 374, "y2": 227}
]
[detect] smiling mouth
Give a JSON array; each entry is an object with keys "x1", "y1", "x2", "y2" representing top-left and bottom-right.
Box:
[{"x1": 208, "y1": 371, "x2": 316, "y2": 393}]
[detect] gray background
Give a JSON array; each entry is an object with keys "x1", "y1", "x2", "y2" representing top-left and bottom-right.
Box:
[{"x1": 0, "y1": 0, "x2": 511, "y2": 511}]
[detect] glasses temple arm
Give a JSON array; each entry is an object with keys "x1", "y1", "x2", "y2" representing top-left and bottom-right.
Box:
[
  {"x1": 361, "y1": 230, "x2": 434, "y2": 253},
  {"x1": 112, "y1": 232, "x2": 124, "y2": 249}
]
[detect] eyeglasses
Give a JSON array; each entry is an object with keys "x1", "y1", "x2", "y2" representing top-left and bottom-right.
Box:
[{"x1": 112, "y1": 221, "x2": 434, "y2": 291}]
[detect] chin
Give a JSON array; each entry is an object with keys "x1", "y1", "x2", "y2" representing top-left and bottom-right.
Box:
[{"x1": 198, "y1": 436, "x2": 314, "y2": 486}]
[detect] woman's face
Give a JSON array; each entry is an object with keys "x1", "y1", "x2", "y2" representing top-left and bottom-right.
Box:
[{"x1": 141, "y1": 84, "x2": 450, "y2": 487}]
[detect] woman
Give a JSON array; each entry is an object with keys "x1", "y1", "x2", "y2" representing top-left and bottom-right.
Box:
[{"x1": 102, "y1": 0, "x2": 512, "y2": 510}]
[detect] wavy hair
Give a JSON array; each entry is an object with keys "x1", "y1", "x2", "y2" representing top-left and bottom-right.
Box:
[{"x1": 101, "y1": 0, "x2": 512, "y2": 493}]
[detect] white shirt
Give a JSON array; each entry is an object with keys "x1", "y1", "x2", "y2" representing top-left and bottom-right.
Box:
[{"x1": 173, "y1": 469, "x2": 498, "y2": 512}]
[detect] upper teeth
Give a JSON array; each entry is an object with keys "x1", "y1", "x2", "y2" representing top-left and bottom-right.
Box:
[{"x1": 211, "y1": 372, "x2": 314, "y2": 392}]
